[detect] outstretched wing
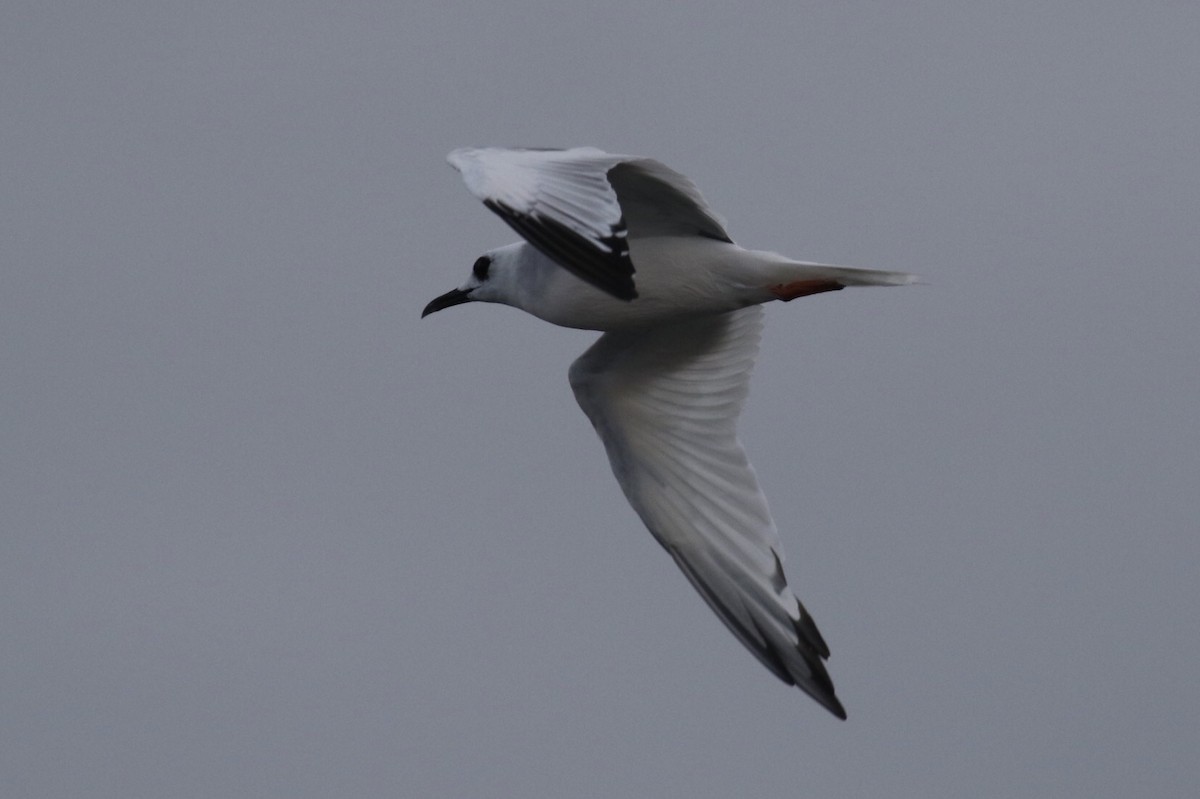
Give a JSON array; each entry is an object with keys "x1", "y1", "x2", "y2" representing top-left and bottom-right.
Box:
[
  {"x1": 568, "y1": 306, "x2": 845, "y2": 718},
  {"x1": 448, "y1": 147, "x2": 732, "y2": 301}
]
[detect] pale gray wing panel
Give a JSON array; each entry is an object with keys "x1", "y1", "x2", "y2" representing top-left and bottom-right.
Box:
[{"x1": 569, "y1": 307, "x2": 844, "y2": 718}]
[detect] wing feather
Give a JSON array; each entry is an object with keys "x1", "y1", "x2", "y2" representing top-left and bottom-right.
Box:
[
  {"x1": 448, "y1": 147, "x2": 733, "y2": 301},
  {"x1": 568, "y1": 306, "x2": 846, "y2": 718}
]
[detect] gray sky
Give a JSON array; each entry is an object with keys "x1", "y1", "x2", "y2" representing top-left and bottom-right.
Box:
[{"x1": 4, "y1": 2, "x2": 1198, "y2": 796}]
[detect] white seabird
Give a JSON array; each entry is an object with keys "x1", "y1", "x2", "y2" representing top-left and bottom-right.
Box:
[{"x1": 423, "y1": 147, "x2": 917, "y2": 719}]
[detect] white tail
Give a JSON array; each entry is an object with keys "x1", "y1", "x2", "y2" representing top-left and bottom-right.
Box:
[{"x1": 782, "y1": 260, "x2": 919, "y2": 288}]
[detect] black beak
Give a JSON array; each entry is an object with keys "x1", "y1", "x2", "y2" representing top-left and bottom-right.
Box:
[{"x1": 421, "y1": 287, "x2": 473, "y2": 318}]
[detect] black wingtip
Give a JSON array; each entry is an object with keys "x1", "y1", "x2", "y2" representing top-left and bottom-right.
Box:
[
  {"x1": 483, "y1": 198, "x2": 638, "y2": 302},
  {"x1": 808, "y1": 662, "x2": 847, "y2": 720}
]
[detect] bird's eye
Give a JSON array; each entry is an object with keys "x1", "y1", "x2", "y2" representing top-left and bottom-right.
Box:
[{"x1": 472, "y1": 256, "x2": 491, "y2": 280}]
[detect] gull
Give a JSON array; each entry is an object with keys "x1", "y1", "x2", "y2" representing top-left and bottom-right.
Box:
[{"x1": 423, "y1": 147, "x2": 916, "y2": 719}]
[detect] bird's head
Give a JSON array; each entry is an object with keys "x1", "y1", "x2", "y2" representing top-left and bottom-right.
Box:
[{"x1": 421, "y1": 243, "x2": 529, "y2": 318}]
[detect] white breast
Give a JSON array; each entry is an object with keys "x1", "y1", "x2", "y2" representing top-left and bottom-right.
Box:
[{"x1": 514, "y1": 237, "x2": 771, "y2": 332}]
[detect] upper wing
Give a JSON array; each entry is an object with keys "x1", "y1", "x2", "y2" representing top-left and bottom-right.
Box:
[
  {"x1": 568, "y1": 306, "x2": 846, "y2": 719},
  {"x1": 448, "y1": 147, "x2": 732, "y2": 301},
  {"x1": 605, "y1": 158, "x2": 730, "y2": 242}
]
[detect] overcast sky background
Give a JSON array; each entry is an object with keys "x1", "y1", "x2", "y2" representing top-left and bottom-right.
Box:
[{"x1": 4, "y1": 2, "x2": 1198, "y2": 797}]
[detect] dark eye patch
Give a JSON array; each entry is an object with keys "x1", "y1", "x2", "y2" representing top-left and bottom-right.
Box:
[{"x1": 473, "y1": 256, "x2": 491, "y2": 280}]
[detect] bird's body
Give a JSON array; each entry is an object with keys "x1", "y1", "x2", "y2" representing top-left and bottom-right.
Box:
[
  {"x1": 424, "y1": 147, "x2": 916, "y2": 719},
  {"x1": 476, "y1": 237, "x2": 910, "y2": 331}
]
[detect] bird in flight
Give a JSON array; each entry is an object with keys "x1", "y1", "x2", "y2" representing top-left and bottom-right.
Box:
[{"x1": 423, "y1": 147, "x2": 916, "y2": 719}]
